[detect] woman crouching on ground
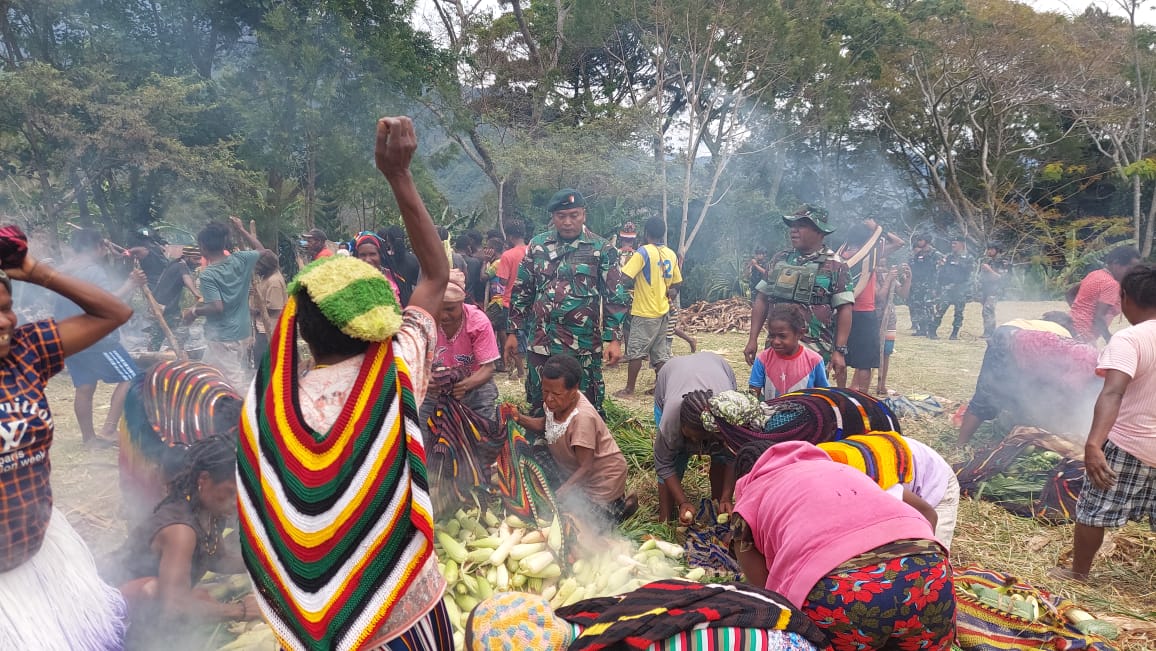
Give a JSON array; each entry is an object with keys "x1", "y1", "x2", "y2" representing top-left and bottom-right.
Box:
[
  {"x1": 115, "y1": 436, "x2": 259, "y2": 645},
  {"x1": 0, "y1": 237, "x2": 133, "y2": 650},
  {"x1": 511, "y1": 354, "x2": 636, "y2": 524},
  {"x1": 731, "y1": 440, "x2": 955, "y2": 650}
]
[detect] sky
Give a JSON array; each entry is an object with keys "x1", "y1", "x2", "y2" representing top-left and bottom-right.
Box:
[
  {"x1": 1025, "y1": 0, "x2": 1156, "y2": 23},
  {"x1": 412, "y1": 1, "x2": 1156, "y2": 34}
]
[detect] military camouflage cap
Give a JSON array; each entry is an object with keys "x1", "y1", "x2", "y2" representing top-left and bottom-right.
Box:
[
  {"x1": 547, "y1": 189, "x2": 586, "y2": 213},
  {"x1": 782, "y1": 204, "x2": 835, "y2": 235}
]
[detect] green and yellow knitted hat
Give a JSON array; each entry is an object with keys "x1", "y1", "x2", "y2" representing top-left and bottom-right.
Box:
[{"x1": 288, "y1": 256, "x2": 402, "y2": 342}]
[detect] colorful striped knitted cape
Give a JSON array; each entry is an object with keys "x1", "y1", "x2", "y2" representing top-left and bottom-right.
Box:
[
  {"x1": 237, "y1": 298, "x2": 435, "y2": 651},
  {"x1": 818, "y1": 432, "x2": 914, "y2": 489},
  {"x1": 426, "y1": 371, "x2": 504, "y2": 518},
  {"x1": 494, "y1": 404, "x2": 562, "y2": 523},
  {"x1": 716, "y1": 388, "x2": 901, "y2": 452}
]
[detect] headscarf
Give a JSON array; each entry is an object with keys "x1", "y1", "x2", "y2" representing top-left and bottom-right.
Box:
[
  {"x1": 352, "y1": 231, "x2": 384, "y2": 256},
  {"x1": 468, "y1": 592, "x2": 571, "y2": 651},
  {"x1": 444, "y1": 268, "x2": 467, "y2": 303}
]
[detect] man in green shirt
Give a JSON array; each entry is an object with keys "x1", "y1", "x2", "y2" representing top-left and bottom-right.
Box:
[{"x1": 183, "y1": 216, "x2": 267, "y2": 389}]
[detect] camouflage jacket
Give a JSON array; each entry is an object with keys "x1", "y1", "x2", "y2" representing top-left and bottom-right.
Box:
[
  {"x1": 937, "y1": 252, "x2": 975, "y2": 291},
  {"x1": 909, "y1": 247, "x2": 943, "y2": 289},
  {"x1": 508, "y1": 227, "x2": 629, "y2": 356}
]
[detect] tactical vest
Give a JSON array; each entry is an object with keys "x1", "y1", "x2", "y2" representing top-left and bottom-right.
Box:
[{"x1": 766, "y1": 253, "x2": 832, "y2": 305}]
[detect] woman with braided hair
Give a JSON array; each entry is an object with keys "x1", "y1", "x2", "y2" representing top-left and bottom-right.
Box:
[
  {"x1": 115, "y1": 436, "x2": 258, "y2": 643},
  {"x1": 652, "y1": 352, "x2": 737, "y2": 524},
  {"x1": 238, "y1": 117, "x2": 453, "y2": 651}
]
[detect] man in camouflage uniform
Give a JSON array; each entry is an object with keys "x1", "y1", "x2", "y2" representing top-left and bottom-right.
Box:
[
  {"x1": 908, "y1": 234, "x2": 943, "y2": 337},
  {"x1": 931, "y1": 235, "x2": 975, "y2": 340},
  {"x1": 506, "y1": 188, "x2": 629, "y2": 414},
  {"x1": 744, "y1": 204, "x2": 854, "y2": 385}
]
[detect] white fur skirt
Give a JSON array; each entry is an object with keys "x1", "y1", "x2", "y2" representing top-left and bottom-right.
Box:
[{"x1": 0, "y1": 508, "x2": 126, "y2": 650}]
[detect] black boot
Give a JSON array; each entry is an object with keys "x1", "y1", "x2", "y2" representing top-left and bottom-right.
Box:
[
  {"x1": 950, "y1": 327, "x2": 959, "y2": 340},
  {"x1": 928, "y1": 329, "x2": 939, "y2": 340}
]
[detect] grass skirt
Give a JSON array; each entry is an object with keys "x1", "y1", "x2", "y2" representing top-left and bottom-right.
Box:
[{"x1": 0, "y1": 508, "x2": 126, "y2": 650}]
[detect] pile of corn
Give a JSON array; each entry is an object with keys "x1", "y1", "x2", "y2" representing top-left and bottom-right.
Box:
[
  {"x1": 218, "y1": 622, "x2": 277, "y2": 651},
  {"x1": 957, "y1": 582, "x2": 1118, "y2": 639},
  {"x1": 435, "y1": 508, "x2": 702, "y2": 648}
]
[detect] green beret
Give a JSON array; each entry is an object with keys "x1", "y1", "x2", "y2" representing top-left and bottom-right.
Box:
[{"x1": 547, "y1": 189, "x2": 586, "y2": 213}]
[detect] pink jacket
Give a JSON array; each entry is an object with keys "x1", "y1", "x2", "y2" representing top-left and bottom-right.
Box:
[{"x1": 733, "y1": 441, "x2": 939, "y2": 607}]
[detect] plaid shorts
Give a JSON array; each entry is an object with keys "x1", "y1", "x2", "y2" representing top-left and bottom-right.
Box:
[{"x1": 1076, "y1": 440, "x2": 1156, "y2": 530}]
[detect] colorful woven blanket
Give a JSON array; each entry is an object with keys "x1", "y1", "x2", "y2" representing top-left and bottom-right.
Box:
[
  {"x1": 819, "y1": 432, "x2": 914, "y2": 489},
  {"x1": 494, "y1": 404, "x2": 562, "y2": 524},
  {"x1": 426, "y1": 376, "x2": 504, "y2": 519},
  {"x1": 237, "y1": 298, "x2": 434, "y2": 651},
  {"x1": 716, "y1": 388, "x2": 901, "y2": 451},
  {"x1": 557, "y1": 578, "x2": 828, "y2": 651},
  {"x1": 955, "y1": 566, "x2": 1117, "y2": 650}
]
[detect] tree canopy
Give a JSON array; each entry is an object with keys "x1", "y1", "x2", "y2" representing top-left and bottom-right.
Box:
[{"x1": 1, "y1": 0, "x2": 1152, "y2": 293}]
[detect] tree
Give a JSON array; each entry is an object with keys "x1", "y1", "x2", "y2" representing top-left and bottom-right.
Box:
[
  {"x1": 873, "y1": 0, "x2": 1080, "y2": 241},
  {"x1": 0, "y1": 63, "x2": 246, "y2": 247},
  {"x1": 1062, "y1": 2, "x2": 1156, "y2": 257}
]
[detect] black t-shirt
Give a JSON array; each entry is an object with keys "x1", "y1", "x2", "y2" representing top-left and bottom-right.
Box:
[
  {"x1": 750, "y1": 262, "x2": 766, "y2": 290},
  {"x1": 385, "y1": 251, "x2": 420, "y2": 306},
  {"x1": 464, "y1": 254, "x2": 485, "y2": 304},
  {"x1": 138, "y1": 250, "x2": 168, "y2": 291},
  {"x1": 153, "y1": 259, "x2": 191, "y2": 308}
]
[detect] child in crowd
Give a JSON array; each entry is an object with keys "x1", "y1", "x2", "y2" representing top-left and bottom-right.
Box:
[
  {"x1": 748, "y1": 304, "x2": 828, "y2": 401},
  {"x1": 1053, "y1": 264, "x2": 1156, "y2": 583}
]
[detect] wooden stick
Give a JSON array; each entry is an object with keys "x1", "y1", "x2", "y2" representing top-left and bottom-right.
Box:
[{"x1": 141, "y1": 279, "x2": 186, "y2": 360}]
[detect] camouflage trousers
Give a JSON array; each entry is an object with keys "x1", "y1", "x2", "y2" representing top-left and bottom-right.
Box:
[
  {"x1": 908, "y1": 283, "x2": 937, "y2": 334},
  {"x1": 934, "y1": 290, "x2": 968, "y2": 333},
  {"x1": 981, "y1": 294, "x2": 999, "y2": 337},
  {"x1": 526, "y1": 351, "x2": 605, "y2": 417}
]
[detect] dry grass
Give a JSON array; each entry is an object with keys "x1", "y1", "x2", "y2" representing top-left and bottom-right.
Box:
[
  {"x1": 500, "y1": 300, "x2": 1156, "y2": 647},
  {"x1": 48, "y1": 300, "x2": 1156, "y2": 648}
]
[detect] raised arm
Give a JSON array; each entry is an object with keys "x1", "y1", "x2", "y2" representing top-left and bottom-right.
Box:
[
  {"x1": 374, "y1": 117, "x2": 448, "y2": 317},
  {"x1": 9, "y1": 256, "x2": 131, "y2": 357},
  {"x1": 228, "y1": 216, "x2": 267, "y2": 252}
]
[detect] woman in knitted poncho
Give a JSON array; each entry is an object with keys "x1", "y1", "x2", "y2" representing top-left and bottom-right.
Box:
[{"x1": 237, "y1": 117, "x2": 453, "y2": 651}]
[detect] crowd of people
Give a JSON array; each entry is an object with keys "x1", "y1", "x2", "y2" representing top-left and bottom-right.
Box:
[{"x1": 0, "y1": 113, "x2": 1154, "y2": 651}]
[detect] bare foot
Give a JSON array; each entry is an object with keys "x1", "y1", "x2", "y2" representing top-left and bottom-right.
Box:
[
  {"x1": 1047, "y1": 566, "x2": 1089, "y2": 584},
  {"x1": 875, "y1": 386, "x2": 888, "y2": 396},
  {"x1": 613, "y1": 388, "x2": 635, "y2": 398},
  {"x1": 83, "y1": 437, "x2": 117, "y2": 450},
  {"x1": 687, "y1": 337, "x2": 698, "y2": 353}
]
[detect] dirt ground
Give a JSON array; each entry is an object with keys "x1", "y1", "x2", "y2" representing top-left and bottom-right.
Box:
[{"x1": 49, "y1": 300, "x2": 1156, "y2": 648}]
